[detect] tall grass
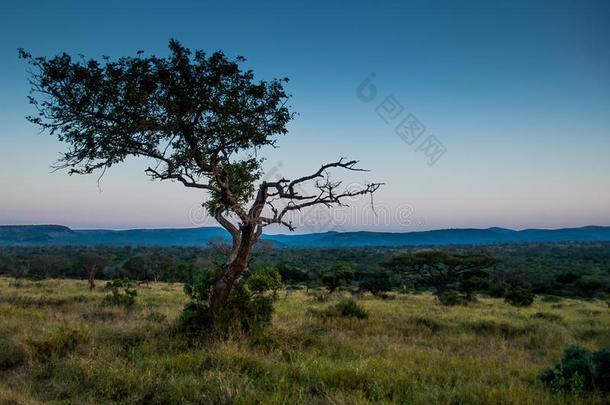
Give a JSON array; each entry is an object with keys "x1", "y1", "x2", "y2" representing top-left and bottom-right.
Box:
[{"x1": 0, "y1": 277, "x2": 608, "y2": 404}]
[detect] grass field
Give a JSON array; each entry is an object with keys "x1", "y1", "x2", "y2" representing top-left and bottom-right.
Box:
[{"x1": 0, "y1": 277, "x2": 609, "y2": 404}]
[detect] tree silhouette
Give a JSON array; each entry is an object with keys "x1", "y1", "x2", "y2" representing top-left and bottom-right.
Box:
[
  {"x1": 383, "y1": 251, "x2": 496, "y2": 304},
  {"x1": 20, "y1": 40, "x2": 382, "y2": 316}
]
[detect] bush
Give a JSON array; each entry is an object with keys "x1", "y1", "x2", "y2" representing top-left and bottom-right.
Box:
[
  {"x1": 335, "y1": 298, "x2": 368, "y2": 319},
  {"x1": 245, "y1": 266, "x2": 284, "y2": 299},
  {"x1": 504, "y1": 286, "x2": 534, "y2": 306},
  {"x1": 438, "y1": 290, "x2": 465, "y2": 306},
  {"x1": 177, "y1": 266, "x2": 282, "y2": 336},
  {"x1": 0, "y1": 337, "x2": 25, "y2": 371},
  {"x1": 540, "y1": 345, "x2": 610, "y2": 393},
  {"x1": 311, "y1": 298, "x2": 369, "y2": 320},
  {"x1": 102, "y1": 278, "x2": 137, "y2": 307}
]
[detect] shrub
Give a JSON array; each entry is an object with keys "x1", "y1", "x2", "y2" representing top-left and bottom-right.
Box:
[
  {"x1": 102, "y1": 278, "x2": 137, "y2": 307},
  {"x1": 312, "y1": 298, "x2": 369, "y2": 320},
  {"x1": 539, "y1": 345, "x2": 610, "y2": 393},
  {"x1": 438, "y1": 290, "x2": 465, "y2": 306},
  {"x1": 592, "y1": 349, "x2": 610, "y2": 392},
  {"x1": 0, "y1": 337, "x2": 25, "y2": 371},
  {"x1": 175, "y1": 302, "x2": 214, "y2": 334},
  {"x1": 541, "y1": 295, "x2": 562, "y2": 303},
  {"x1": 504, "y1": 286, "x2": 534, "y2": 306},
  {"x1": 177, "y1": 266, "x2": 282, "y2": 335},
  {"x1": 245, "y1": 266, "x2": 284, "y2": 299},
  {"x1": 335, "y1": 298, "x2": 368, "y2": 319}
]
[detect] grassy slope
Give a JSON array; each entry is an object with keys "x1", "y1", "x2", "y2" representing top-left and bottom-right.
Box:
[{"x1": 0, "y1": 277, "x2": 609, "y2": 404}]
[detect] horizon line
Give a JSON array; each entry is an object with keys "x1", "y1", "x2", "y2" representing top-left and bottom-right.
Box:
[{"x1": 1, "y1": 223, "x2": 609, "y2": 235}]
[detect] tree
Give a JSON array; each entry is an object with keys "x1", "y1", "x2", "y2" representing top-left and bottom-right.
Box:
[
  {"x1": 321, "y1": 262, "x2": 355, "y2": 293},
  {"x1": 122, "y1": 255, "x2": 152, "y2": 283},
  {"x1": 357, "y1": 269, "x2": 395, "y2": 297},
  {"x1": 76, "y1": 250, "x2": 111, "y2": 290},
  {"x1": 21, "y1": 40, "x2": 381, "y2": 321},
  {"x1": 148, "y1": 252, "x2": 173, "y2": 282},
  {"x1": 383, "y1": 251, "x2": 496, "y2": 304}
]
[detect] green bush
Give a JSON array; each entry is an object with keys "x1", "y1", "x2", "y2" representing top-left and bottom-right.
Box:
[
  {"x1": 102, "y1": 278, "x2": 137, "y2": 307},
  {"x1": 245, "y1": 266, "x2": 284, "y2": 299},
  {"x1": 540, "y1": 345, "x2": 610, "y2": 393},
  {"x1": 177, "y1": 266, "x2": 282, "y2": 335},
  {"x1": 313, "y1": 298, "x2": 369, "y2": 320},
  {"x1": 0, "y1": 337, "x2": 25, "y2": 371},
  {"x1": 504, "y1": 286, "x2": 534, "y2": 306},
  {"x1": 438, "y1": 290, "x2": 465, "y2": 306},
  {"x1": 335, "y1": 298, "x2": 368, "y2": 319}
]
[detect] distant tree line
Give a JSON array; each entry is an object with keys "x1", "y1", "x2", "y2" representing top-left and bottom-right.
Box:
[{"x1": 1, "y1": 242, "x2": 610, "y2": 301}]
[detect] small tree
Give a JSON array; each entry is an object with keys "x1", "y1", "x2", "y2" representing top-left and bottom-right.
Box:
[
  {"x1": 321, "y1": 262, "x2": 355, "y2": 293},
  {"x1": 76, "y1": 250, "x2": 111, "y2": 290},
  {"x1": 122, "y1": 255, "x2": 152, "y2": 284},
  {"x1": 383, "y1": 251, "x2": 496, "y2": 305},
  {"x1": 357, "y1": 269, "x2": 395, "y2": 297},
  {"x1": 21, "y1": 41, "x2": 381, "y2": 327},
  {"x1": 102, "y1": 278, "x2": 137, "y2": 307}
]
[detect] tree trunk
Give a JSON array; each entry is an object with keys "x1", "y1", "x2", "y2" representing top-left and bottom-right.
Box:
[
  {"x1": 88, "y1": 265, "x2": 96, "y2": 291},
  {"x1": 208, "y1": 225, "x2": 256, "y2": 314}
]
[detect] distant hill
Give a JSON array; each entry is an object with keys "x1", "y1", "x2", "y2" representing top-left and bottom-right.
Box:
[{"x1": 1, "y1": 224, "x2": 610, "y2": 248}]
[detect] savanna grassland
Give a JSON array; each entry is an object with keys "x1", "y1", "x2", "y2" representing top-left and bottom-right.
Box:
[{"x1": 1, "y1": 277, "x2": 609, "y2": 404}]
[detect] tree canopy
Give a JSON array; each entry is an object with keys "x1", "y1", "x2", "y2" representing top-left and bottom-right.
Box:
[{"x1": 20, "y1": 40, "x2": 382, "y2": 315}]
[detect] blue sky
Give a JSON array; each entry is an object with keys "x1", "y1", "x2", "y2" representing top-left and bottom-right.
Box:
[{"x1": 0, "y1": 0, "x2": 609, "y2": 231}]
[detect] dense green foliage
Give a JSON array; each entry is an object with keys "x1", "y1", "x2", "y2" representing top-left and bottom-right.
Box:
[
  {"x1": 321, "y1": 262, "x2": 355, "y2": 293},
  {"x1": 383, "y1": 251, "x2": 497, "y2": 305},
  {"x1": 540, "y1": 345, "x2": 610, "y2": 394},
  {"x1": 19, "y1": 40, "x2": 292, "y2": 215},
  {"x1": 505, "y1": 285, "x2": 535, "y2": 307},
  {"x1": 1, "y1": 242, "x2": 610, "y2": 300},
  {"x1": 178, "y1": 266, "x2": 283, "y2": 335},
  {"x1": 331, "y1": 298, "x2": 369, "y2": 319}
]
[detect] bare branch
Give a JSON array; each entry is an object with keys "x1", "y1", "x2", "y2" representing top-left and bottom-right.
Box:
[
  {"x1": 250, "y1": 158, "x2": 383, "y2": 232},
  {"x1": 144, "y1": 167, "x2": 219, "y2": 191}
]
